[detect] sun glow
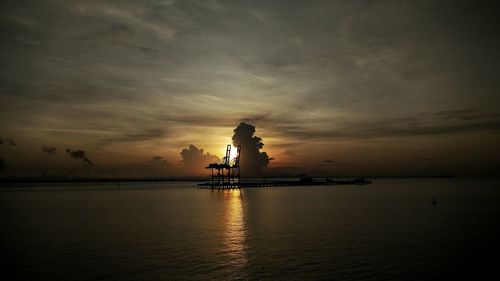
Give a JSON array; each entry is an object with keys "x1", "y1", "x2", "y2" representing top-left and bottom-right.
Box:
[
  {"x1": 222, "y1": 190, "x2": 248, "y2": 270},
  {"x1": 230, "y1": 145, "x2": 239, "y2": 160},
  {"x1": 219, "y1": 144, "x2": 239, "y2": 161}
]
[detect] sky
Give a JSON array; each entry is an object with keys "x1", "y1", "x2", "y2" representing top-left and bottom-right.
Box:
[{"x1": 1, "y1": 0, "x2": 499, "y2": 177}]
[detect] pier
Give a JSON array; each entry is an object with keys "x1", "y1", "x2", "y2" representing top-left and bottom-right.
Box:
[
  {"x1": 198, "y1": 144, "x2": 371, "y2": 189},
  {"x1": 197, "y1": 178, "x2": 372, "y2": 189}
]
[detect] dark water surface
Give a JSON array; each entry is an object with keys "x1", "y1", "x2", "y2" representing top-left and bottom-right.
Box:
[{"x1": 1, "y1": 179, "x2": 499, "y2": 280}]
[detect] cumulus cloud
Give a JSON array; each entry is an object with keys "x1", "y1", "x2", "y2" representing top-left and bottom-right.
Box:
[
  {"x1": 41, "y1": 146, "x2": 57, "y2": 155},
  {"x1": 232, "y1": 122, "x2": 271, "y2": 176},
  {"x1": 180, "y1": 144, "x2": 220, "y2": 174}
]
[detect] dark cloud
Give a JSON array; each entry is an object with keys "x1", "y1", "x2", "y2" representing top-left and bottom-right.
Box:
[
  {"x1": 416, "y1": 158, "x2": 434, "y2": 162},
  {"x1": 41, "y1": 146, "x2": 57, "y2": 155},
  {"x1": 66, "y1": 149, "x2": 86, "y2": 159},
  {"x1": 180, "y1": 144, "x2": 220, "y2": 174},
  {"x1": 239, "y1": 113, "x2": 274, "y2": 124},
  {"x1": 434, "y1": 109, "x2": 500, "y2": 121},
  {"x1": 111, "y1": 23, "x2": 132, "y2": 34},
  {"x1": 0, "y1": 137, "x2": 16, "y2": 146},
  {"x1": 321, "y1": 160, "x2": 345, "y2": 167},
  {"x1": 100, "y1": 128, "x2": 168, "y2": 144},
  {"x1": 232, "y1": 122, "x2": 271, "y2": 176},
  {"x1": 435, "y1": 109, "x2": 477, "y2": 118},
  {"x1": 138, "y1": 46, "x2": 158, "y2": 57},
  {"x1": 150, "y1": 156, "x2": 170, "y2": 166},
  {"x1": 65, "y1": 149, "x2": 94, "y2": 175},
  {"x1": 0, "y1": 157, "x2": 5, "y2": 170},
  {"x1": 78, "y1": 22, "x2": 132, "y2": 41},
  {"x1": 151, "y1": 113, "x2": 235, "y2": 127},
  {"x1": 0, "y1": 1, "x2": 499, "y2": 177},
  {"x1": 78, "y1": 22, "x2": 159, "y2": 57},
  {"x1": 264, "y1": 113, "x2": 500, "y2": 142},
  {"x1": 407, "y1": 122, "x2": 428, "y2": 128}
]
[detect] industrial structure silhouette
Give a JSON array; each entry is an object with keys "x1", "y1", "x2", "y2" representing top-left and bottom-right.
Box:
[{"x1": 203, "y1": 144, "x2": 241, "y2": 189}]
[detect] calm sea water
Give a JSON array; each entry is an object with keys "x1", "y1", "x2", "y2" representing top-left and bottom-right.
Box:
[{"x1": 1, "y1": 179, "x2": 499, "y2": 280}]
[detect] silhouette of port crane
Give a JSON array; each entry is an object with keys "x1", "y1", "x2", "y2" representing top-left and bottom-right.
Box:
[
  {"x1": 198, "y1": 144, "x2": 372, "y2": 189},
  {"x1": 203, "y1": 144, "x2": 241, "y2": 189}
]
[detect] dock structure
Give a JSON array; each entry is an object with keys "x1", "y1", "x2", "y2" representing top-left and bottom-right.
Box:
[
  {"x1": 197, "y1": 144, "x2": 371, "y2": 189},
  {"x1": 198, "y1": 175, "x2": 371, "y2": 189},
  {"x1": 197, "y1": 181, "x2": 313, "y2": 189},
  {"x1": 202, "y1": 144, "x2": 241, "y2": 189},
  {"x1": 198, "y1": 179, "x2": 371, "y2": 189}
]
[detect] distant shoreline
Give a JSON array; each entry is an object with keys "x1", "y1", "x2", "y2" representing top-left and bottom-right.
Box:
[
  {"x1": 0, "y1": 177, "x2": 206, "y2": 184},
  {"x1": 0, "y1": 175, "x2": 469, "y2": 184}
]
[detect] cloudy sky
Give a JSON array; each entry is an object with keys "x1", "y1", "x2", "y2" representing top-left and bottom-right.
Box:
[{"x1": 1, "y1": 0, "x2": 499, "y2": 177}]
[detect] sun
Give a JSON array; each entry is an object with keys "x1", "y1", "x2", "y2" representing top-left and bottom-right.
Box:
[
  {"x1": 230, "y1": 145, "x2": 239, "y2": 160},
  {"x1": 219, "y1": 144, "x2": 239, "y2": 161}
]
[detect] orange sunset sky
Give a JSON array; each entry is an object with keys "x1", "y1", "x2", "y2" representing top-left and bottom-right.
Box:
[{"x1": 1, "y1": 1, "x2": 499, "y2": 177}]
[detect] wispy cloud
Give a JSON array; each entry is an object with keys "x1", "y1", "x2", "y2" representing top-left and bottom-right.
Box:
[{"x1": 1, "y1": 0, "x2": 499, "y2": 176}]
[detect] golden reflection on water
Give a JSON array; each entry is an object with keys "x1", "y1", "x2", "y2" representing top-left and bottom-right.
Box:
[{"x1": 220, "y1": 189, "x2": 248, "y2": 270}]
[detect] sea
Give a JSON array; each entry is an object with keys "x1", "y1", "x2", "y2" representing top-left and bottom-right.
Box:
[{"x1": 1, "y1": 178, "x2": 499, "y2": 280}]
